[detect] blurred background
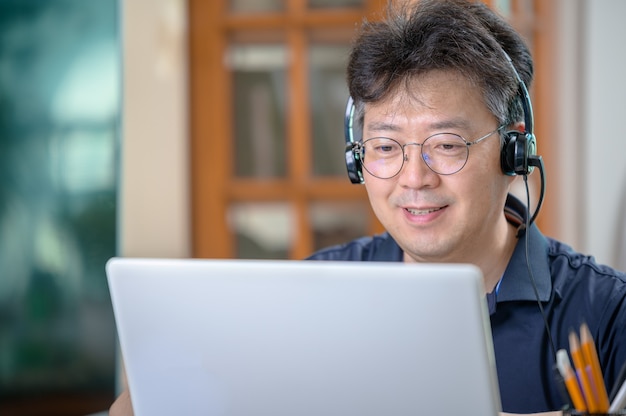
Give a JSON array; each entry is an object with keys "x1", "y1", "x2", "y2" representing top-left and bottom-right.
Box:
[
  {"x1": 0, "y1": 0, "x2": 118, "y2": 414},
  {"x1": 1, "y1": 0, "x2": 625, "y2": 414}
]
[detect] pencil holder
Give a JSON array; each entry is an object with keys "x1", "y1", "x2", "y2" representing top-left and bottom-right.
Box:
[{"x1": 563, "y1": 411, "x2": 626, "y2": 415}]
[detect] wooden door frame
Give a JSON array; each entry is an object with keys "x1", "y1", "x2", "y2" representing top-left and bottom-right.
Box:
[{"x1": 188, "y1": 0, "x2": 559, "y2": 258}]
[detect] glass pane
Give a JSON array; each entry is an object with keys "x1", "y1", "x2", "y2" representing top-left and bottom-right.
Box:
[
  {"x1": 229, "y1": 202, "x2": 295, "y2": 259},
  {"x1": 230, "y1": 0, "x2": 284, "y2": 13},
  {"x1": 494, "y1": 0, "x2": 512, "y2": 17},
  {"x1": 229, "y1": 44, "x2": 287, "y2": 178},
  {"x1": 310, "y1": 202, "x2": 369, "y2": 251},
  {"x1": 308, "y1": 0, "x2": 364, "y2": 9},
  {"x1": 0, "y1": 0, "x2": 118, "y2": 414},
  {"x1": 309, "y1": 43, "x2": 351, "y2": 177}
]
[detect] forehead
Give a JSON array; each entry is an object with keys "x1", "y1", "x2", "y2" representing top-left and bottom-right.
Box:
[{"x1": 362, "y1": 70, "x2": 491, "y2": 131}]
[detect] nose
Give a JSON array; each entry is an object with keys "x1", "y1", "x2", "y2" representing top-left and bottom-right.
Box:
[{"x1": 398, "y1": 144, "x2": 439, "y2": 188}]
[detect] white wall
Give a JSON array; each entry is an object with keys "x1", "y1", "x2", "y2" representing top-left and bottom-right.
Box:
[
  {"x1": 528, "y1": 0, "x2": 626, "y2": 270},
  {"x1": 120, "y1": 0, "x2": 190, "y2": 259},
  {"x1": 117, "y1": 0, "x2": 190, "y2": 393},
  {"x1": 583, "y1": 0, "x2": 626, "y2": 270},
  {"x1": 553, "y1": 0, "x2": 586, "y2": 256}
]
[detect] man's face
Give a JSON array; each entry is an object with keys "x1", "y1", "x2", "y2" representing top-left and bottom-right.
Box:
[{"x1": 361, "y1": 70, "x2": 515, "y2": 263}]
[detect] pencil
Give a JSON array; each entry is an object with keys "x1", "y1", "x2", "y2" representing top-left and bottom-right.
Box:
[
  {"x1": 610, "y1": 361, "x2": 626, "y2": 403},
  {"x1": 580, "y1": 323, "x2": 610, "y2": 412},
  {"x1": 557, "y1": 349, "x2": 588, "y2": 411},
  {"x1": 570, "y1": 330, "x2": 599, "y2": 412},
  {"x1": 609, "y1": 376, "x2": 626, "y2": 412}
]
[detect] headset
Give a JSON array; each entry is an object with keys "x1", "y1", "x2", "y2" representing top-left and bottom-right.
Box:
[
  {"x1": 500, "y1": 52, "x2": 539, "y2": 177},
  {"x1": 344, "y1": 52, "x2": 539, "y2": 183}
]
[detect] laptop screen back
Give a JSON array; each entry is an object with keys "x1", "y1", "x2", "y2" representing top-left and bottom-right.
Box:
[{"x1": 107, "y1": 258, "x2": 501, "y2": 416}]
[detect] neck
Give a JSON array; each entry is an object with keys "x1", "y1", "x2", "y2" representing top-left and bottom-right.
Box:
[
  {"x1": 479, "y1": 221, "x2": 518, "y2": 293},
  {"x1": 402, "y1": 215, "x2": 519, "y2": 294}
]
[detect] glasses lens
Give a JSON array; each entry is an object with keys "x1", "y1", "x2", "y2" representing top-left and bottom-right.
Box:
[
  {"x1": 422, "y1": 134, "x2": 468, "y2": 175},
  {"x1": 360, "y1": 134, "x2": 470, "y2": 178},
  {"x1": 361, "y1": 138, "x2": 404, "y2": 179}
]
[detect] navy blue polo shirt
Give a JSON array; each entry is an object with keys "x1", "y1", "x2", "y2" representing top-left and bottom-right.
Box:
[{"x1": 307, "y1": 195, "x2": 626, "y2": 414}]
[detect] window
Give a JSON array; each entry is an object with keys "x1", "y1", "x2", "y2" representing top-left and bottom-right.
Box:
[{"x1": 189, "y1": 0, "x2": 556, "y2": 259}]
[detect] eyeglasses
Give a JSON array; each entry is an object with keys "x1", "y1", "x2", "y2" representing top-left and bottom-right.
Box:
[{"x1": 356, "y1": 127, "x2": 503, "y2": 178}]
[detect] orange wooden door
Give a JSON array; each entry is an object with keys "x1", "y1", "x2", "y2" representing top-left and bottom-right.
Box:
[{"x1": 188, "y1": 0, "x2": 556, "y2": 259}]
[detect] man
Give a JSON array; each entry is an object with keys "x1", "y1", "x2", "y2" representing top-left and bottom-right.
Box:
[
  {"x1": 307, "y1": 0, "x2": 626, "y2": 414},
  {"x1": 111, "y1": 0, "x2": 626, "y2": 414}
]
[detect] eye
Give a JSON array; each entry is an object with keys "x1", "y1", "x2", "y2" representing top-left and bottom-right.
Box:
[
  {"x1": 364, "y1": 138, "x2": 401, "y2": 158},
  {"x1": 427, "y1": 134, "x2": 467, "y2": 157},
  {"x1": 377, "y1": 144, "x2": 395, "y2": 153}
]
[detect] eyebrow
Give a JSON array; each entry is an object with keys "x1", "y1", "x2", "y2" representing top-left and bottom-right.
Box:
[
  {"x1": 365, "y1": 117, "x2": 472, "y2": 134},
  {"x1": 365, "y1": 121, "x2": 402, "y2": 133}
]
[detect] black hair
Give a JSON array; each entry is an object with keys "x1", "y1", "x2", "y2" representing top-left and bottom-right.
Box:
[{"x1": 347, "y1": 0, "x2": 533, "y2": 128}]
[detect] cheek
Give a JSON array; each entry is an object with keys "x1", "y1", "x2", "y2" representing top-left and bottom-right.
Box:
[
  {"x1": 363, "y1": 178, "x2": 378, "y2": 200},
  {"x1": 465, "y1": 142, "x2": 506, "y2": 181},
  {"x1": 467, "y1": 170, "x2": 515, "y2": 209},
  {"x1": 363, "y1": 177, "x2": 392, "y2": 208},
  {"x1": 457, "y1": 151, "x2": 512, "y2": 199}
]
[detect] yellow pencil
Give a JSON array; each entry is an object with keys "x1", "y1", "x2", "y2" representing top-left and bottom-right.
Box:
[
  {"x1": 570, "y1": 330, "x2": 599, "y2": 412},
  {"x1": 557, "y1": 349, "x2": 588, "y2": 411},
  {"x1": 580, "y1": 323, "x2": 610, "y2": 412}
]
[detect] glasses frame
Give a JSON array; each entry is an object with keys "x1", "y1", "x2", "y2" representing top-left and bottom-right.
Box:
[{"x1": 357, "y1": 126, "x2": 504, "y2": 179}]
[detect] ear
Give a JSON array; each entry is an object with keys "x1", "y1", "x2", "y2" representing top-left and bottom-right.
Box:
[{"x1": 507, "y1": 121, "x2": 526, "y2": 134}]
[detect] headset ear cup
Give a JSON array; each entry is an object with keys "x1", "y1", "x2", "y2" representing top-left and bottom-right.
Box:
[
  {"x1": 345, "y1": 143, "x2": 363, "y2": 184},
  {"x1": 344, "y1": 97, "x2": 364, "y2": 184},
  {"x1": 501, "y1": 131, "x2": 527, "y2": 176},
  {"x1": 500, "y1": 132, "x2": 515, "y2": 175},
  {"x1": 502, "y1": 131, "x2": 539, "y2": 176}
]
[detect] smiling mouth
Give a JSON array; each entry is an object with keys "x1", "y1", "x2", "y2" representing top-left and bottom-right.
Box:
[{"x1": 405, "y1": 206, "x2": 445, "y2": 215}]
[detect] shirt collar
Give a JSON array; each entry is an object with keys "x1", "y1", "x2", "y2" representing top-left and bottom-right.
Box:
[{"x1": 373, "y1": 234, "x2": 404, "y2": 261}]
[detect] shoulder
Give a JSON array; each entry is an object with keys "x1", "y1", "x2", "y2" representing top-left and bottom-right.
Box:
[
  {"x1": 545, "y1": 237, "x2": 626, "y2": 389},
  {"x1": 547, "y1": 237, "x2": 626, "y2": 284},
  {"x1": 306, "y1": 232, "x2": 402, "y2": 262},
  {"x1": 547, "y1": 236, "x2": 626, "y2": 325}
]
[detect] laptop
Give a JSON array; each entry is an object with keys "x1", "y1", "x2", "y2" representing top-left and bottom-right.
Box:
[{"x1": 106, "y1": 258, "x2": 501, "y2": 416}]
